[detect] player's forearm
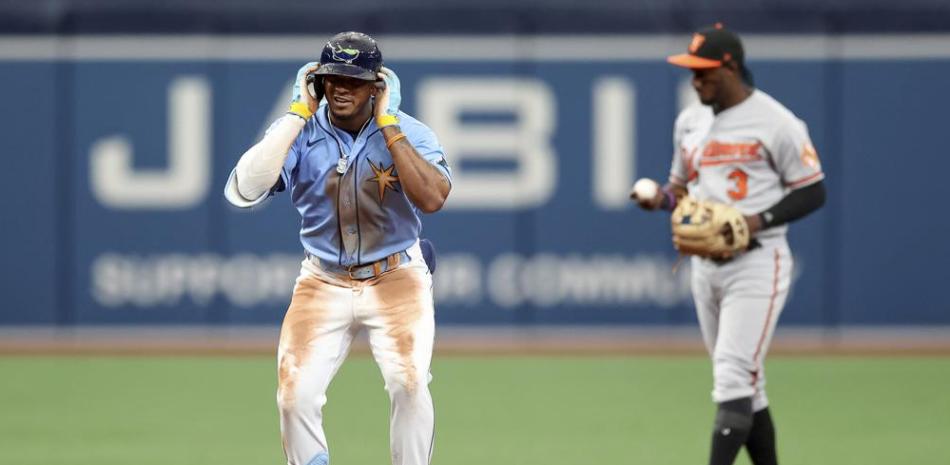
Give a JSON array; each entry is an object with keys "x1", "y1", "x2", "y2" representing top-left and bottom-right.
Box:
[
  {"x1": 234, "y1": 115, "x2": 305, "y2": 200},
  {"x1": 383, "y1": 128, "x2": 450, "y2": 213},
  {"x1": 758, "y1": 180, "x2": 826, "y2": 229}
]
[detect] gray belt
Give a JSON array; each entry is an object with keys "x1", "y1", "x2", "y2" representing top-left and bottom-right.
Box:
[{"x1": 316, "y1": 250, "x2": 410, "y2": 280}]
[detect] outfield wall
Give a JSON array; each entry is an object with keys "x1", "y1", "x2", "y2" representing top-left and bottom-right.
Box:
[{"x1": 1, "y1": 3, "x2": 949, "y2": 327}]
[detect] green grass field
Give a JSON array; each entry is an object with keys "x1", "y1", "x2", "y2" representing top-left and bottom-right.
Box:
[{"x1": 1, "y1": 355, "x2": 948, "y2": 465}]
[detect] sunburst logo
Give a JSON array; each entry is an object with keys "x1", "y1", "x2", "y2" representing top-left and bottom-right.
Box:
[{"x1": 368, "y1": 161, "x2": 400, "y2": 202}]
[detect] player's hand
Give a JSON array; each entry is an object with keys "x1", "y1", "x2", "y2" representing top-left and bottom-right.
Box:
[
  {"x1": 631, "y1": 190, "x2": 664, "y2": 210},
  {"x1": 291, "y1": 62, "x2": 321, "y2": 115},
  {"x1": 374, "y1": 66, "x2": 402, "y2": 126},
  {"x1": 717, "y1": 216, "x2": 760, "y2": 255},
  {"x1": 629, "y1": 179, "x2": 664, "y2": 210},
  {"x1": 743, "y1": 214, "x2": 763, "y2": 235}
]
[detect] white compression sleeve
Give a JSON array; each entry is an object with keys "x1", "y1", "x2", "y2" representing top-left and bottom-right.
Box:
[{"x1": 234, "y1": 115, "x2": 307, "y2": 200}]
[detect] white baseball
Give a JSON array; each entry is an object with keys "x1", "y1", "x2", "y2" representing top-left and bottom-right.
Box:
[{"x1": 632, "y1": 178, "x2": 659, "y2": 200}]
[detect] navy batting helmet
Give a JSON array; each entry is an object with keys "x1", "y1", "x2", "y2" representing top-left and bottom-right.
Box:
[{"x1": 314, "y1": 32, "x2": 382, "y2": 81}]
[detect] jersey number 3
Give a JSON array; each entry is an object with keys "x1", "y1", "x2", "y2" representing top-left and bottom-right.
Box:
[{"x1": 727, "y1": 168, "x2": 749, "y2": 201}]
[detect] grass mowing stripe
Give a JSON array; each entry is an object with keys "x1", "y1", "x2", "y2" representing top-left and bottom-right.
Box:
[{"x1": 0, "y1": 356, "x2": 947, "y2": 465}]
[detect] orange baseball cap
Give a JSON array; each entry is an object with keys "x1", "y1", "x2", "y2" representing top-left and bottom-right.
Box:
[{"x1": 668, "y1": 23, "x2": 745, "y2": 69}]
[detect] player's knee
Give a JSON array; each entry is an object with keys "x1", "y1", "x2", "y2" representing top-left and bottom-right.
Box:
[
  {"x1": 384, "y1": 370, "x2": 430, "y2": 401},
  {"x1": 276, "y1": 354, "x2": 326, "y2": 413},
  {"x1": 713, "y1": 354, "x2": 756, "y2": 394},
  {"x1": 386, "y1": 378, "x2": 423, "y2": 400},
  {"x1": 277, "y1": 354, "x2": 299, "y2": 406},
  {"x1": 276, "y1": 386, "x2": 295, "y2": 411},
  {"x1": 278, "y1": 389, "x2": 327, "y2": 417},
  {"x1": 713, "y1": 362, "x2": 748, "y2": 386}
]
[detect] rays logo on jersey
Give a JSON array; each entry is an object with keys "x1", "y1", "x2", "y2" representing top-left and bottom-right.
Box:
[
  {"x1": 330, "y1": 42, "x2": 360, "y2": 63},
  {"x1": 368, "y1": 161, "x2": 400, "y2": 202}
]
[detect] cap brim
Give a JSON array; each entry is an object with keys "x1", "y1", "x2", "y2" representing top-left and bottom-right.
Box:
[
  {"x1": 314, "y1": 63, "x2": 377, "y2": 81},
  {"x1": 667, "y1": 54, "x2": 723, "y2": 69}
]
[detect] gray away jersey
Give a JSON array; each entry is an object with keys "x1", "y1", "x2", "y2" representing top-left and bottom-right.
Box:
[{"x1": 669, "y1": 90, "x2": 824, "y2": 240}]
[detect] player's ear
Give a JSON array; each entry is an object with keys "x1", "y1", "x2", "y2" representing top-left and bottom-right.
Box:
[{"x1": 724, "y1": 60, "x2": 741, "y2": 77}]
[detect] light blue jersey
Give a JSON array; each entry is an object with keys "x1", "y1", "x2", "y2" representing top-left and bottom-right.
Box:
[{"x1": 265, "y1": 106, "x2": 449, "y2": 267}]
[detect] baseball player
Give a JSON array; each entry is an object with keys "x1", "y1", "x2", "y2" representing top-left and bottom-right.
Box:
[
  {"x1": 632, "y1": 24, "x2": 826, "y2": 465},
  {"x1": 224, "y1": 32, "x2": 451, "y2": 465}
]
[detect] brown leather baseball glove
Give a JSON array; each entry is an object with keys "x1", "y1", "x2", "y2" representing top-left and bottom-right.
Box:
[{"x1": 671, "y1": 197, "x2": 751, "y2": 259}]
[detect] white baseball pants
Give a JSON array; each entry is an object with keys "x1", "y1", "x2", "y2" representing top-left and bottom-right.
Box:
[{"x1": 276, "y1": 244, "x2": 435, "y2": 465}]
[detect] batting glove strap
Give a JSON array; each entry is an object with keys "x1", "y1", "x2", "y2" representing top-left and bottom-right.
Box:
[
  {"x1": 288, "y1": 102, "x2": 313, "y2": 121},
  {"x1": 376, "y1": 114, "x2": 399, "y2": 129}
]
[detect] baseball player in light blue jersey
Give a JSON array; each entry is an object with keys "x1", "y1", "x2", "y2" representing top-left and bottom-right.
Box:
[{"x1": 224, "y1": 31, "x2": 451, "y2": 465}]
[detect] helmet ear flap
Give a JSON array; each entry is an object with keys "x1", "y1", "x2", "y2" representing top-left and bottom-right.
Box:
[{"x1": 306, "y1": 74, "x2": 324, "y2": 100}]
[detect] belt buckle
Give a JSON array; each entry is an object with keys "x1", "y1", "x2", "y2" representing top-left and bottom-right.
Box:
[
  {"x1": 346, "y1": 262, "x2": 378, "y2": 280},
  {"x1": 345, "y1": 251, "x2": 402, "y2": 280},
  {"x1": 346, "y1": 264, "x2": 363, "y2": 280}
]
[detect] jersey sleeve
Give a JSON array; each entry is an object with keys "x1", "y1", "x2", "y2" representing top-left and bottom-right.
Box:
[
  {"x1": 668, "y1": 112, "x2": 689, "y2": 186},
  {"x1": 406, "y1": 119, "x2": 452, "y2": 185},
  {"x1": 771, "y1": 118, "x2": 825, "y2": 189}
]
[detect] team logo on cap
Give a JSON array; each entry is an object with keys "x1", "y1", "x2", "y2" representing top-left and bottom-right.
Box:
[
  {"x1": 688, "y1": 34, "x2": 706, "y2": 53},
  {"x1": 329, "y1": 42, "x2": 361, "y2": 64}
]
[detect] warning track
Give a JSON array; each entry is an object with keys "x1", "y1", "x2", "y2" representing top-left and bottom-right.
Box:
[{"x1": 1, "y1": 325, "x2": 949, "y2": 357}]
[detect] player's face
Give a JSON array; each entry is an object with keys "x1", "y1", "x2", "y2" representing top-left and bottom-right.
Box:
[
  {"x1": 691, "y1": 67, "x2": 723, "y2": 105},
  {"x1": 323, "y1": 75, "x2": 377, "y2": 121}
]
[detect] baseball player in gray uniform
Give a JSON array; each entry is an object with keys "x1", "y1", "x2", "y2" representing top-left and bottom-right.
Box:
[
  {"x1": 224, "y1": 32, "x2": 451, "y2": 465},
  {"x1": 633, "y1": 24, "x2": 826, "y2": 465}
]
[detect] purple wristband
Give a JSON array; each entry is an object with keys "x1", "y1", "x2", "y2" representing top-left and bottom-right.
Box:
[{"x1": 661, "y1": 187, "x2": 677, "y2": 211}]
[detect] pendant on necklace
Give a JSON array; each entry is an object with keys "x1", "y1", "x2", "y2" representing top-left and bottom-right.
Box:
[{"x1": 336, "y1": 157, "x2": 348, "y2": 174}]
